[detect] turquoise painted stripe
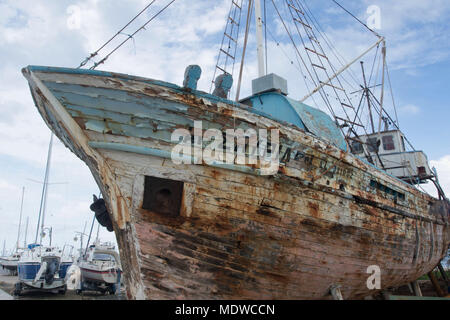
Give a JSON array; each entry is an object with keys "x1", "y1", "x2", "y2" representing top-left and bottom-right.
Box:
[{"x1": 88, "y1": 141, "x2": 263, "y2": 176}]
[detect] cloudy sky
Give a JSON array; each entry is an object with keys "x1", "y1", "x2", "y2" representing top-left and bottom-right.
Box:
[{"x1": 0, "y1": 0, "x2": 449, "y2": 254}]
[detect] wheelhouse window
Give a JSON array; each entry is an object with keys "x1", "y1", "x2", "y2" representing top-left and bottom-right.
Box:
[
  {"x1": 382, "y1": 135, "x2": 395, "y2": 151},
  {"x1": 367, "y1": 138, "x2": 379, "y2": 153},
  {"x1": 351, "y1": 141, "x2": 363, "y2": 154}
]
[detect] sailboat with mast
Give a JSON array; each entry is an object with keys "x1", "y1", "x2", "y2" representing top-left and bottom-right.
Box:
[
  {"x1": 22, "y1": 0, "x2": 448, "y2": 299},
  {"x1": 0, "y1": 187, "x2": 27, "y2": 275},
  {"x1": 15, "y1": 134, "x2": 73, "y2": 295}
]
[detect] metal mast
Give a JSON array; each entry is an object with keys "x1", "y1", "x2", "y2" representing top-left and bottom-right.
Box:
[
  {"x1": 34, "y1": 133, "x2": 54, "y2": 244},
  {"x1": 96, "y1": 223, "x2": 100, "y2": 243},
  {"x1": 377, "y1": 40, "x2": 387, "y2": 134},
  {"x1": 360, "y1": 62, "x2": 375, "y2": 134},
  {"x1": 16, "y1": 186, "x2": 25, "y2": 252},
  {"x1": 23, "y1": 217, "x2": 29, "y2": 248},
  {"x1": 254, "y1": 0, "x2": 266, "y2": 77}
]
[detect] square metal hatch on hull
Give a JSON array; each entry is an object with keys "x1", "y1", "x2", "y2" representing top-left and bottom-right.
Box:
[{"x1": 142, "y1": 176, "x2": 184, "y2": 217}]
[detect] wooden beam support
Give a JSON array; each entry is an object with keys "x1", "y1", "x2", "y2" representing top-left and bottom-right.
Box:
[
  {"x1": 428, "y1": 271, "x2": 446, "y2": 297},
  {"x1": 437, "y1": 263, "x2": 449, "y2": 286},
  {"x1": 411, "y1": 280, "x2": 422, "y2": 297}
]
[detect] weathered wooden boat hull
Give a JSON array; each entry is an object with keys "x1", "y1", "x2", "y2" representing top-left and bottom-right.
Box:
[{"x1": 23, "y1": 66, "x2": 449, "y2": 300}]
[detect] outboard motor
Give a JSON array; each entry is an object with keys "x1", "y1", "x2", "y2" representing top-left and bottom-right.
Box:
[
  {"x1": 90, "y1": 195, "x2": 113, "y2": 232},
  {"x1": 44, "y1": 257, "x2": 60, "y2": 285}
]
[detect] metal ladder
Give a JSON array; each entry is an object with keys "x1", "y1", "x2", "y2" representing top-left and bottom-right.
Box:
[
  {"x1": 210, "y1": 0, "x2": 245, "y2": 95},
  {"x1": 286, "y1": 0, "x2": 360, "y2": 130}
]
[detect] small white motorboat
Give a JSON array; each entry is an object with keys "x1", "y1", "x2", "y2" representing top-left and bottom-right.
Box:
[
  {"x1": 0, "y1": 252, "x2": 22, "y2": 275},
  {"x1": 77, "y1": 240, "x2": 121, "y2": 295}
]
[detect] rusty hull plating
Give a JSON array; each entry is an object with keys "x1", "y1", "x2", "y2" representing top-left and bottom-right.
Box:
[{"x1": 22, "y1": 66, "x2": 449, "y2": 300}]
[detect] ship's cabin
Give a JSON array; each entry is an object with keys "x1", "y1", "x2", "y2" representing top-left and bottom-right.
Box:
[
  {"x1": 216, "y1": 72, "x2": 433, "y2": 186},
  {"x1": 350, "y1": 130, "x2": 433, "y2": 184},
  {"x1": 239, "y1": 73, "x2": 347, "y2": 151}
]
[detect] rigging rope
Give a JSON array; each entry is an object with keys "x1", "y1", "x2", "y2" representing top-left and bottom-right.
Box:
[
  {"x1": 271, "y1": 0, "x2": 334, "y2": 117},
  {"x1": 300, "y1": 0, "x2": 360, "y2": 91},
  {"x1": 77, "y1": 0, "x2": 157, "y2": 69},
  {"x1": 385, "y1": 60, "x2": 400, "y2": 128},
  {"x1": 331, "y1": 0, "x2": 381, "y2": 38},
  {"x1": 89, "y1": 0, "x2": 177, "y2": 70},
  {"x1": 211, "y1": 0, "x2": 244, "y2": 96},
  {"x1": 285, "y1": 0, "x2": 365, "y2": 140},
  {"x1": 235, "y1": 0, "x2": 253, "y2": 101}
]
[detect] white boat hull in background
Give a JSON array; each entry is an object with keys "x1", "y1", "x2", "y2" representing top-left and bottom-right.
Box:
[{"x1": 80, "y1": 265, "x2": 118, "y2": 284}]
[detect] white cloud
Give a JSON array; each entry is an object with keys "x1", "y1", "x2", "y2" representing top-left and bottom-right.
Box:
[
  {"x1": 422, "y1": 155, "x2": 450, "y2": 198},
  {"x1": 398, "y1": 104, "x2": 420, "y2": 115}
]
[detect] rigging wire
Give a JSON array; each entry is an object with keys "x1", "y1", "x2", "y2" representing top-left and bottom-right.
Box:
[
  {"x1": 366, "y1": 93, "x2": 427, "y2": 192},
  {"x1": 211, "y1": 0, "x2": 244, "y2": 95},
  {"x1": 90, "y1": 0, "x2": 177, "y2": 70},
  {"x1": 261, "y1": 16, "x2": 322, "y2": 110},
  {"x1": 263, "y1": 19, "x2": 317, "y2": 93},
  {"x1": 300, "y1": 0, "x2": 361, "y2": 91},
  {"x1": 367, "y1": 44, "x2": 380, "y2": 86},
  {"x1": 331, "y1": 0, "x2": 381, "y2": 38},
  {"x1": 77, "y1": 0, "x2": 157, "y2": 69},
  {"x1": 285, "y1": 0, "x2": 364, "y2": 140},
  {"x1": 235, "y1": 0, "x2": 254, "y2": 101},
  {"x1": 385, "y1": 60, "x2": 400, "y2": 128},
  {"x1": 296, "y1": 0, "x2": 374, "y2": 141},
  {"x1": 271, "y1": 0, "x2": 335, "y2": 119}
]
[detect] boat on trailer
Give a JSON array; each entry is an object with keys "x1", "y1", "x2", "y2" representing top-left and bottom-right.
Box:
[
  {"x1": 15, "y1": 244, "x2": 72, "y2": 295},
  {"x1": 76, "y1": 240, "x2": 121, "y2": 295},
  {"x1": 22, "y1": 0, "x2": 449, "y2": 299},
  {"x1": 14, "y1": 133, "x2": 73, "y2": 295}
]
